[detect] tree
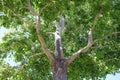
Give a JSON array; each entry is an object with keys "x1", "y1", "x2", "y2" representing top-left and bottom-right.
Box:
[{"x1": 0, "y1": 0, "x2": 120, "y2": 80}]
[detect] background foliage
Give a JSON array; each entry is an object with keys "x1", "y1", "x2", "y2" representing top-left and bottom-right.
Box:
[{"x1": 0, "y1": 0, "x2": 120, "y2": 80}]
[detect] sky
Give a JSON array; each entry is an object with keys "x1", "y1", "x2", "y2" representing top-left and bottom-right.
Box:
[
  {"x1": 0, "y1": 27, "x2": 120, "y2": 80},
  {"x1": 0, "y1": 27, "x2": 8, "y2": 40}
]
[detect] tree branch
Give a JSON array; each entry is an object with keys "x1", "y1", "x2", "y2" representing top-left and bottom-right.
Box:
[
  {"x1": 67, "y1": 8, "x2": 103, "y2": 65},
  {"x1": 39, "y1": 2, "x2": 52, "y2": 16},
  {"x1": 94, "y1": 32, "x2": 120, "y2": 43},
  {"x1": 30, "y1": 53, "x2": 43, "y2": 58},
  {"x1": 1, "y1": 2, "x2": 35, "y2": 27},
  {"x1": 27, "y1": 0, "x2": 54, "y2": 63},
  {"x1": 91, "y1": 7, "x2": 103, "y2": 31},
  {"x1": 27, "y1": 0, "x2": 38, "y2": 16},
  {"x1": 54, "y1": 15, "x2": 65, "y2": 59},
  {"x1": 67, "y1": 31, "x2": 120, "y2": 65},
  {"x1": 67, "y1": 29, "x2": 93, "y2": 64}
]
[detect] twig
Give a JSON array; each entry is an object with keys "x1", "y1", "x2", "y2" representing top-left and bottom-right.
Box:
[
  {"x1": 2, "y1": 4, "x2": 22, "y2": 19},
  {"x1": 39, "y1": 2, "x2": 52, "y2": 16},
  {"x1": 2, "y1": 3, "x2": 34, "y2": 27},
  {"x1": 91, "y1": 7, "x2": 103, "y2": 31},
  {"x1": 30, "y1": 53, "x2": 43, "y2": 58},
  {"x1": 94, "y1": 32, "x2": 120, "y2": 43}
]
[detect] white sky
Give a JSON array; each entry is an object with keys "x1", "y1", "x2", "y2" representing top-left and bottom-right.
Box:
[
  {"x1": 0, "y1": 27, "x2": 20, "y2": 66},
  {"x1": 0, "y1": 27, "x2": 120, "y2": 79},
  {"x1": 0, "y1": 27, "x2": 8, "y2": 41}
]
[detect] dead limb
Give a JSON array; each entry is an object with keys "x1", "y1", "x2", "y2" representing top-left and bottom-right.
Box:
[{"x1": 54, "y1": 15, "x2": 65, "y2": 59}]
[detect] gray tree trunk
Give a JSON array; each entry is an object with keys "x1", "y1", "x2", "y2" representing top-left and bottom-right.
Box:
[{"x1": 52, "y1": 58, "x2": 68, "y2": 80}]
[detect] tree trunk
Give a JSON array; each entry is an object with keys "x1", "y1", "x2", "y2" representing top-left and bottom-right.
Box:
[{"x1": 51, "y1": 58, "x2": 68, "y2": 80}]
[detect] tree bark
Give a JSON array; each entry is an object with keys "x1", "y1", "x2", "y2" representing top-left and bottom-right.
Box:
[
  {"x1": 54, "y1": 15, "x2": 64, "y2": 59},
  {"x1": 52, "y1": 58, "x2": 68, "y2": 80},
  {"x1": 27, "y1": 0, "x2": 54, "y2": 63}
]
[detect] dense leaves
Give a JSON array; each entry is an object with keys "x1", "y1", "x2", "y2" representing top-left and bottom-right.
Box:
[{"x1": 0, "y1": 0, "x2": 120, "y2": 80}]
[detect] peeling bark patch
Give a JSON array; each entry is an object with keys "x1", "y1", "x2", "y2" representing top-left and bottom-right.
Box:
[
  {"x1": 56, "y1": 39, "x2": 61, "y2": 55},
  {"x1": 55, "y1": 31, "x2": 63, "y2": 58}
]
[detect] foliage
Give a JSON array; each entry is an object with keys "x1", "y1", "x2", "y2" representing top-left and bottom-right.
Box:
[{"x1": 0, "y1": 0, "x2": 120, "y2": 80}]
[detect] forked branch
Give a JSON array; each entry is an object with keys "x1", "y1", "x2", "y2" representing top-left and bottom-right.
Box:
[
  {"x1": 27, "y1": 0, "x2": 54, "y2": 62},
  {"x1": 67, "y1": 29, "x2": 93, "y2": 64},
  {"x1": 67, "y1": 8, "x2": 103, "y2": 65}
]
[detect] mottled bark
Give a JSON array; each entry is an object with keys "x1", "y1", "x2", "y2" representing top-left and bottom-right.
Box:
[
  {"x1": 27, "y1": 0, "x2": 54, "y2": 63},
  {"x1": 52, "y1": 58, "x2": 68, "y2": 80},
  {"x1": 54, "y1": 15, "x2": 64, "y2": 59},
  {"x1": 51, "y1": 16, "x2": 68, "y2": 80}
]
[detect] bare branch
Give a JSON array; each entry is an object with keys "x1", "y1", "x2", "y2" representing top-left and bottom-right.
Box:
[
  {"x1": 27, "y1": 0, "x2": 54, "y2": 63},
  {"x1": 27, "y1": 0, "x2": 38, "y2": 16},
  {"x1": 88, "y1": 28, "x2": 93, "y2": 45},
  {"x1": 92, "y1": 43, "x2": 120, "y2": 49},
  {"x1": 66, "y1": 8, "x2": 103, "y2": 65},
  {"x1": 54, "y1": 16, "x2": 65, "y2": 59},
  {"x1": 94, "y1": 32, "x2": 120, "y2": 43},
  {"x1": 59, "y1": 15, "x2": 65, "y2": 31},
  {"x1": 2, "y1": 3, "x2": 22, "y2": 19},
  {"x1": 67, "y1": 29, "x2": 93, "y2": 64},
  {"x1": 30, "y1": 53, "x2": 43, "y2": 58},
  {"x1": 36, "y1": 17, "x2": 54, "y2": 62},
  {"x1": 91, "y1": 7, "x2": 103, "y2": 31},
  {"x1": 1, "y1": 2, "x2": 36, "y2": 27},
  {"x1": 39, "y1": 2, "x2": 52, "y2": 16},
  {"x1": 67, "y1": 31, "x2": 120, "y2": 65},
  {"x1": 92, "y1": 45, "x2": 109, "y2": 49}
]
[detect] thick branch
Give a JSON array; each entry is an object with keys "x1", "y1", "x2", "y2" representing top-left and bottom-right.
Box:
[
  {"x1": 27, "y1": 0, "x2": 54, "y2": 63},
  {"x1": 54, "y1": 15, "x2": 65, "y2": 35},
  {"x1": 67, "y1": 29, "x2": 93, "y2": 64},
  {"x1": 54, "y1": 16, "x2": 65, "y2": 59},
  {"x1": 67, "y1": 8, "x2": 103, "y2": 65},
  {"x1": 67, "y1": 31, "x2": 120, "y2": 65}
]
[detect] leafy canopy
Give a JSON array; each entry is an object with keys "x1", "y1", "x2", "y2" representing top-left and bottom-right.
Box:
[{"x1": 0, "y1": 0, "x2": 120, "y2": 80}]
